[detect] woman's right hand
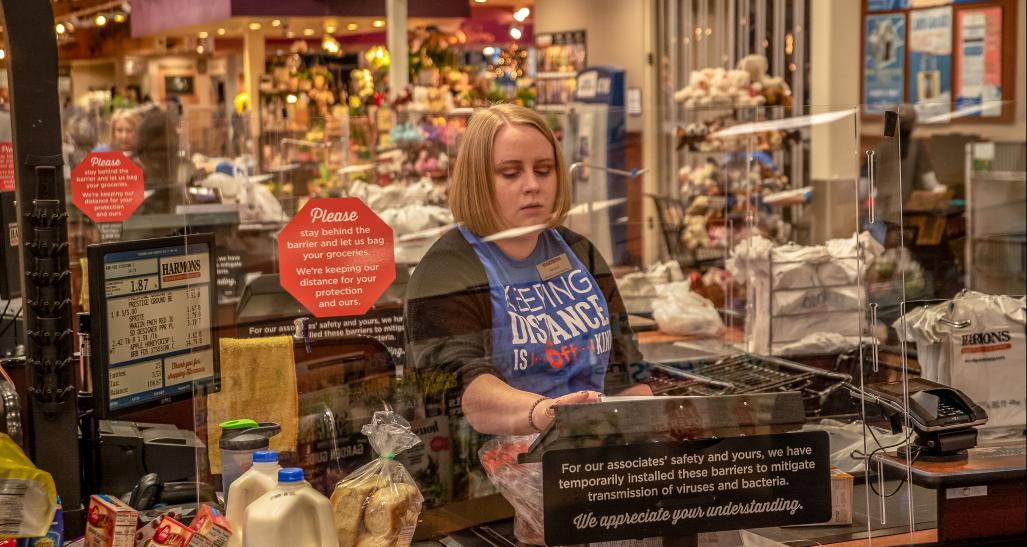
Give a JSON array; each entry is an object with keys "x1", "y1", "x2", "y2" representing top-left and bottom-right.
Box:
[{"x1": 531, "y1": 390, "x2": 603, "y2": 431}]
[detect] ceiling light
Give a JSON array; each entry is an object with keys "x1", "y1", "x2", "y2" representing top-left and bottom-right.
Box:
[
  {"x1": 474, "y1": 0, "x2": 487, "y2": 3},
  {"x1": 113, "y1": 13, "x2": 127, "y2": 23},
  {"x1": 56, "y1": 23, "x2": 66, "y2": 34},
  {"x1": 513, "y1": 7, "x2": 530, "y2": 22},
  {"x1": 326, "y1": 25, "x2": 336, "y2": 33},
  {"x1": 346, "y1": 23, "x2": 358, "y2": 31},
  {"x1": 482, "y1": 46, "x2": 496, "y2": 56},
  {"x1": 303, "y1": 28, "x2": 315, "y2": 36},
  {"x1": 0, "y1": 50, "x2": 6, "y2": 60},
  {"x1": 248, "y1": 22, "x2": 262, "y2": 31},
  {"x1": 271, "y1": 19, "x2": 282, "y2": 28},
  {"x1": 196, "y1": 45, "x2": 205, "y2": 54},
  {"x1": 95, "y1": 14, "x2": 107, "y2": 27},
  {"x1": 217, "y1": 27, "x2": 226, "y2": 36},
  {"x1": 372, "y1": 19, "x2": 385, "y2": 28},
  {"x1": 198, "y1": 31, "x2": 209, "y2": 39},
  {"x1": 509, "y1": 26, "x2": 522, "y2": 40},
  {"x1": 286, "y1": 94, "x2": 298, "y2": 104},
  {"x1": 286, "y1": 31, "x2": 296, "y2": 38},
  {"x1": 322, "y1": 36, "x2": 340, "y2": 54}
]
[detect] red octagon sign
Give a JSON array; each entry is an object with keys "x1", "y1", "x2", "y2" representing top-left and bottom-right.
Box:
[
  {"x1": 71, "y1": 151, "x2": 145, "y2": 222},
  {"x1": 0, "y1": 142, "x2": 14, "y2": 193},
  {"x1": 278, "y1": 197, "x2": 396, "y2": 318}
]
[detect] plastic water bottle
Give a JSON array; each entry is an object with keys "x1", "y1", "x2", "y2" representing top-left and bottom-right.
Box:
[
  {"x1": 225, "y1": 450, "x2": 280, "y2": 547},
  {"x1": 219, "y1": 420, "x2": 281, "y2": 493},
  {"x1": 241, "y1": 468, "x2": 338, "y2": 547}
]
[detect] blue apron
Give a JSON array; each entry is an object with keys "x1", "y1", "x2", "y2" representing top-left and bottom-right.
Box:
[{"x1": 459, "y1": 227, "x2": 613, "y2": 397}]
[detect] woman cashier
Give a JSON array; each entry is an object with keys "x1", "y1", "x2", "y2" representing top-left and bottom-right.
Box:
[{"x1": 405, "y1": 104, "x2": 651, "y2": 437}]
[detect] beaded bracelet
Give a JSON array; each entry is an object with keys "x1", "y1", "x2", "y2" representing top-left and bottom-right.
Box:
[{"x1": 527, "y1": 396, "x2": 551, "y2": 433}]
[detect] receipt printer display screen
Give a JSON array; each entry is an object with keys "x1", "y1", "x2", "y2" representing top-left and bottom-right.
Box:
[
  {"x1": 865, "y1": 378, "x2": 987, "y2": 431},
  {"x1": 89, "y1": 234, "x2": 220, "y2": 417}
]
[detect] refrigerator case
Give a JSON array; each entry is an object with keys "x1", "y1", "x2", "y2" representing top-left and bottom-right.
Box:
[{"x1": 562, "y1": 67, "x2": 628, "y2": 266}]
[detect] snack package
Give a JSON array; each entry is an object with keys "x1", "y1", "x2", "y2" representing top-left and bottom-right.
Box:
[
  {"x1": 133, "y1": 509, "x2": 183, "y2": 547},
  {"x1": 16, "y1": 494, "x2": 63, "y2": 546},
  {"x1": 0, "y1": 434, "x2": 57, "y2": 539},
  {"x1": 478, "y1": 436, "x2": 543, "y2": 545},
  {"x1": 84, "y1": 495, "x2": 137, "y2": 547},
  {"x1": 190, "y1": 505, "x2": 231, "y2": 547},
  {"x1": 149, "y1": 515, "x2": 209, "y2": 547},
  {"x1": 329, "y1": 411, "x2": 424, "y2": 547}
]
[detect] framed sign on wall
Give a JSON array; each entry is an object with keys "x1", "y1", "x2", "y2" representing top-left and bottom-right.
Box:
[
  {"x1": 860, "y1": 0, "x2": 1017, "y2": 123},
  {"x1": 165, "y1": 74, "x2": 195, "y2": 95}
]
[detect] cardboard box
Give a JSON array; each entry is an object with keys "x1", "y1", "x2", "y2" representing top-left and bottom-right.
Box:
[
  {"x1": 190, "y1": 505, "x2": 231, "y2": 546},
  {"x1": 85, "y1": 495, "x2": 138, "y2": 547},
  {"x1": 150, "y1": 515, "x2": 211, "y2": 547},
  {"x1": 788, "y1": 467, "x2": 853, "y2": 527},
  {"x1": 826, "y1": 468, "x2": 854, "y2": 525}
]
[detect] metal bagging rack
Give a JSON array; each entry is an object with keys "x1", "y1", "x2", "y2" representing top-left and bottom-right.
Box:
[
  {"x1": 648, "y1": 353, "x2": 852, "y2": 417},
  {"x1": 735, "y1": 249, "x2": 864, "y2": 356}
]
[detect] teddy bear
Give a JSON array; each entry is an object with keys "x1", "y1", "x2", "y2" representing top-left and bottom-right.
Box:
[
  {"x1": 426, "y1": 87, "x2": 449, "y2": 113},
  {"x1": 762, "y1": 83, "x2": 792, "y2": 109},
  {"x1": 673, "y1": 70, "x2": 711, "y2": 108},
  {"x1": 375, "y1": 148, "x2": 405, "y2": 185},
  {"x1": 675, "y1": 66, "x2": 771, "y2": 110},
  {"x1": 736, "y1": 54, "x2": 792, "y2": 110},
  {"x1": 709, "y1": 70, "x2": 735, "y2": 107},
  {"x1": 410, "y1": 86, "x2": 431, "y2": 112},
  {"x1": 675, "y1": 122, "x2": 708, "y2": 151},
  {"x1": 307, "y1": 68, "x2": 336, "y2": 117},
  {"x1": 686, "y1": 194, "x2": 711, "y2": 216},
  {"x1": 389, "y1": 122, "x2": 421, "y2": 146},
  {"x1": 682, "y1": 211, "x2": 710, "y2": 250},
  {"x1": 679, "y1": 162, "x2": 718, "y2": 195},
  {"x1": 414, "y1": 149, "x2": 440, "y2": 176}
]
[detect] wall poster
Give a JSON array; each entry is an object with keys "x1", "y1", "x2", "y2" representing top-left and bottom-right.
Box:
[
  {"x1": 955, "y1": 6, "x2": 1003, "y2": 117},
  {"x1": 868, "y1": 0, "x2": 909, "y2": 12},
  {"x1": 909, "y1": 7, "x2": 953, "y2": 121},
  {"x1": 864, "y1": 14, "x2": 907, "y2": 113}
]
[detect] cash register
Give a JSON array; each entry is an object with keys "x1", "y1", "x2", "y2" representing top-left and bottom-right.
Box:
[{"x1": 85, "y1": 235, "x2": 222, "y2": 511}]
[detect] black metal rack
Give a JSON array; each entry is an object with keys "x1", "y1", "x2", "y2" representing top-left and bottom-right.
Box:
[
  {"x1": 1, "y1": 0, "x2": 83, "y2": 535},
  {"x1": 649, "y1": 354, "x2": 852, "y2": 417}
]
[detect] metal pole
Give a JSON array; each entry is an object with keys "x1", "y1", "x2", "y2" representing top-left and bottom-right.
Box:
[
  {"x1": 0, "y1": 0, "x2": 84, "y2": 536},
  {"x1": 386, "y1": 0, "x2": 409, "y2": 98}
]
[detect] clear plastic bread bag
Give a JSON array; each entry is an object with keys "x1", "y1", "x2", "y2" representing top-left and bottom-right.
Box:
[
  {"x1": 330, "y1": 411, "x2": 425, "y2": 547},
  {"x1": 478, "y1": 436, "x2": 544, "y2": 545}
]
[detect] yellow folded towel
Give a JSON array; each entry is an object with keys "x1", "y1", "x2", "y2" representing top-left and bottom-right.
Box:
[
  {"x1": 207, "y1": 336, "x2": 298, "y2": 473},
  {"x1": 80, "y1": 258, "x2": 89, "y2": 312}
]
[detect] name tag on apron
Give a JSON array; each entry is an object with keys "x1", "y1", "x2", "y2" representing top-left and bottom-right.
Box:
[{"x1": 536, "y1": 253, "x2": 573, "y2": 281}]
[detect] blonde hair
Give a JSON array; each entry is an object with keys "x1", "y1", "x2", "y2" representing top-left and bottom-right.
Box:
[
  {"x1": 450, "y1": 103, "x2": 571, "y2": 236},
  {"x1": 109, "y1": 109, "x2": 141, "y2": 145}
]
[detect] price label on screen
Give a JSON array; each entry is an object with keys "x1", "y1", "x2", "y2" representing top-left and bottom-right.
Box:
[{"x1": 100, "y1": 242, "x2": 217, "y2": 412}]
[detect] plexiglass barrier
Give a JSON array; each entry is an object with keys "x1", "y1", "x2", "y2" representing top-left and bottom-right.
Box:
[{"x1": 30, "y1": 96, "x2": 1020, "y2": 544}]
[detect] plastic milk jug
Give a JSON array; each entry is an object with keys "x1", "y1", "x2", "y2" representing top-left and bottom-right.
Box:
[
  {"x1": 241, "y1": 468, "x2": 339, "y2": 547},
  {"x1": 225, "y1": 450, "x2": 280, "y2": 547}
]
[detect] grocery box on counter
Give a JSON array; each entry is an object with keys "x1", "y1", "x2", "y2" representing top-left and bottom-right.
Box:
[{"x1": 85, "y1": 495, "x2": 137, "y2": 547}]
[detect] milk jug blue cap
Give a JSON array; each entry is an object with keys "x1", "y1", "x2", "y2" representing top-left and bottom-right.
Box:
[
  {"x1": 278, "y1": 468, "x2": 304, "y2": 483},
  {"x1": 252, "y1": 450, "x2": 278, "y2": 463}
]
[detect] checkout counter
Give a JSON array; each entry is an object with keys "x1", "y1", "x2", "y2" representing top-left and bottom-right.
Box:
[{"x1": 406, "y1": 331, "x2": 1024, "y2": 546}]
